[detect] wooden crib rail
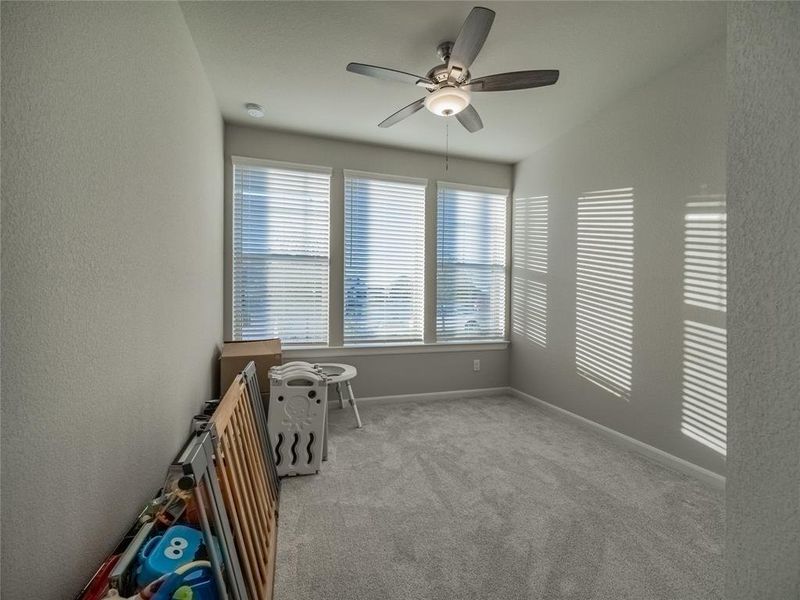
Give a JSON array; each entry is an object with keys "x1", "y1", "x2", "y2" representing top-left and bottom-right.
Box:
[{"x1": 211, "y1": 374, "x2": 279, "y2": 600}]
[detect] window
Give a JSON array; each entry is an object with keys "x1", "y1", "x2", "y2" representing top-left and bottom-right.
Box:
[
  {"x1": 437, "y1": 183, "x2": 508, "y2": 341},
  {"x1": 232, "y1": 158, "x2": 331, "y2": 345},
  {"x1": 344, "y1": 171, "x2": 426, "y2": 345},
  {"x1": 575, "y1": 187, "x2": 634, "y2": 398}
]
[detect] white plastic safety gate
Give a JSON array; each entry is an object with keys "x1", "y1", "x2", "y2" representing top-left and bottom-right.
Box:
[{"x1": 268, "y1": 364, "x2": 328, "y2": 476}]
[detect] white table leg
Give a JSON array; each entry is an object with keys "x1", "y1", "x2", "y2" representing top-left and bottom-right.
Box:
[
  {"x1": 346, "y1": 380, "x2": 362, "y2": 429},
  {"x1": 336, "y1": 382, "x2": 345, "y2": 409},
  {"x1": 322, "y1": 400, "x2": 329, "y2": 461}
]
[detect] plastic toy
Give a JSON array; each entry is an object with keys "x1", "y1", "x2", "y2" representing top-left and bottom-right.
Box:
[
  {"x1": 136, "y1": 525, "x2": 215, "y2": 588},
  {"x1": 104, "y1": 561, "x2": 214, "y2": 600},
  {"x1": 151, "y1": 561, "x2": 215, "y2": 600}
]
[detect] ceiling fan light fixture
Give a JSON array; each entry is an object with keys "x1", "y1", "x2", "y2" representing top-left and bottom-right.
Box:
[{"x1": 424, "y1": 87, "x2": 471, "y2": 117}]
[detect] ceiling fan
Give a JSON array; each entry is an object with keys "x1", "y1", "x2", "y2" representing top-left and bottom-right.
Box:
[{"x1": 346, "y1": 6, "x2": 559, "y2": 133}]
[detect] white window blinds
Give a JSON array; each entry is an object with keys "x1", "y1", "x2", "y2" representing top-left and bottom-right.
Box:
[
  {"x1": 232, "y1": 158, "x2": 331, "y2": 345},
  {"x1": 344, "y1": 171, "x2": 426, "y2": 345},
  {"x1": 437, "y1": 183, "x2": 508, "y2": 341}
]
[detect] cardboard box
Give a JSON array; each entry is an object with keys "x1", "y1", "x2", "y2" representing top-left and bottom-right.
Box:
[{"x1": 219, "y1": 339, "x2": 282, "y2": 399}]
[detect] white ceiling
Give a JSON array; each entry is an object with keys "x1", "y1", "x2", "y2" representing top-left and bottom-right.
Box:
[{"x1": 181, "y1": 1, "x2": 725, "y2": 163}]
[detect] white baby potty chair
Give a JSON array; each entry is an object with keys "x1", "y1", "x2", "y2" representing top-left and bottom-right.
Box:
[
  {"x1": 318, "y1": 363, "x2": 362, "y2": 429},
  {"x1": 278, "y1": 361, "x2": 362, "y2": 429}
]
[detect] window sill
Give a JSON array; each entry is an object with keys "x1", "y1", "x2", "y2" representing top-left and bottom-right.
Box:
[{"x1": 283, "y1": 340, "x2": 509, "y2": 359}]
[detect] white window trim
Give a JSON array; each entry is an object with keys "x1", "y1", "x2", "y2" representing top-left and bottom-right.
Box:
[
  {"x1": 284, "y1": 340, "x2": 509, "y2": 359},
  {"x1": 343, "y1": 170, "x2": 428, "y2": 346},
  {"x1": 343, "y1": 168, "x2": 428, "y2": 187},
  {"x1": 231, "y1": 155, "x2": 332, "y2": 176},
  {"x1": 438, "y1": 180, "x2": 510, "y2": 198},
  {"x1": 436, "y1": 181, "x2": 510, "y2": 342},
  {"x1": 227, "y1": 157, "x2": 513, "y2": 350},
  {"x1": 231, "y1": 156, "x2": 332, "y2": 344}
]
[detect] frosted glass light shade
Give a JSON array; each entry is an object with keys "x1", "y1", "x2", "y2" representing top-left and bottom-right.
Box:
[{"x1": 424, "y1": 87, "x2": 471, "y2": 117}]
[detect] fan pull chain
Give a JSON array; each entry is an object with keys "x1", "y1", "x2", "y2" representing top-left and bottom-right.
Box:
[{"x1": 445, "y1": 119, "x2": 449, "y2": 172}]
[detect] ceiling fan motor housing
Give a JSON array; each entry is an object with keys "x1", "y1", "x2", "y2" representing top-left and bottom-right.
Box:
[
  {"x1": 430, "y1": 42, "x2": 471, "y2": 86},
  {"x1": 436, "y1": 41, "x2": 454, "y2": 63}
]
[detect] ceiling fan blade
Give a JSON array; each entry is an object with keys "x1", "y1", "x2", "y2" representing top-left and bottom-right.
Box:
[
  {"x1": 347, "y1": 62, "x2": 433, "y2": 86},
  {"x1": 448, "y1": 7, "x2": 495, "y2": 74},
  {"x1": 378, "y1": 97, "x2": 426, "y2": 128},
  {"x1": 456, "y1": 104, "x2": 483, "y2": 133},
  {"x1": 464, "y1": 70, "x2": 560, "y2": 92}
]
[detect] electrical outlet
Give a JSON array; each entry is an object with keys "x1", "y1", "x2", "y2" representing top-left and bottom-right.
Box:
[{"x1": 473, "y1": 359, "x2": 480, "y2": 372}]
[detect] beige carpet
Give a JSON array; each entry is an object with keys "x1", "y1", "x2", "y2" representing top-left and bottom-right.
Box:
[{"x1": 274, "y1": 395, "x2": 723, "y2": 600}]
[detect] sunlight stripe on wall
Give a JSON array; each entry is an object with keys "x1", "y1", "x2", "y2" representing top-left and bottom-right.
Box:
[
  {"x1": 512, "y1": 196, "x2": 548, "y2": 273},
  {"x1": 681, "y1": 320, "x2": 727, "y2": 455},
  {"x1": 684, "y1": 200, "x2": 726, "y2": 311},
  {"x1": 575, "y1": 188, "x2": 634, "y2": 399},
  {"x1": 512, "y1": 196, "x2": 548, "y2": 347},
  {"x1": 512, "y1": 276, "x2": 547, "y2": 346},
  {"x1": 681, "y1": 194, "x2": 726, "y2": 455}
]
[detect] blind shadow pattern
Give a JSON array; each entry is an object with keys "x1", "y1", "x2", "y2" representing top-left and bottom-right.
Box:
[
  {"x1": 437, "y1": 184, "x2": 507, "y2": 341},
  {"x1": 575, "y1": 188, "x2": 634, "y2": 399},
  {"x1": 681, "y1": 320, "x2": 727, "y2": 455},
  {"x1": 681, "y1": 196, "x2": 726, "y2": 455},
  {"x1": 344, "y1": 174, "x2": 426, "y2": 345},
  {"x1": 233, "y1": 162, "x2": 330, "y2": 344},
  {"x1": 511, "y1": 196, "x2": 548, "y2": 347},
  {"x1": 684, "y1": 201, "x2": 727, "y2": 311},
  {"x1": 511, "y1": 277, "x2": 547, "y2": 346}
]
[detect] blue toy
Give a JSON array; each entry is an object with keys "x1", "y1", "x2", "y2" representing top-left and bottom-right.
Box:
[
  {"x1": 136, "y1": 525, "x2": 217, "y2": 589},
  {"x1": 151, "y1": 561, "x2": 217, "y2": 600}
]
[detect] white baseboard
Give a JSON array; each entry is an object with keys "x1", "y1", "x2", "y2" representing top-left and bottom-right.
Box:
[
  {"x1": 349, "y1": 386, "x2": 511, "y2": 406},
  {"x1": 508, "y1": 388, "x2": 726, "y2": 491}
]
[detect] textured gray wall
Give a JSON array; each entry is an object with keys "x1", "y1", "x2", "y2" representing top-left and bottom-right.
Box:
[
  {"x1": 225, "y1": 126, "x2": 513, "y2": 395},
  {"x1": 0, "y1": 3, "x2": 223, "y2": 597},
  {"x1": 727, "y1": 3, "x2": 800, "y2": 598},
  {"x1": 510, "y1": 41, "x2": 726, "y2": 475}
]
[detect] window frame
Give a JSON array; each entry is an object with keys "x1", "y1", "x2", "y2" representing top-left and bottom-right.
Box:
[
  {"x1": 342, "y1": 169, "x2": 428, "y2": 347},
  {"x1": 230, "y1": 155, "x2": 332, "y2": 346},
  {"x1": 435, "y1": 181, "x2": 510, "y2": 343},
  {"x1": 227, "y1": 157, "x2": 511, "y2": 353}
]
